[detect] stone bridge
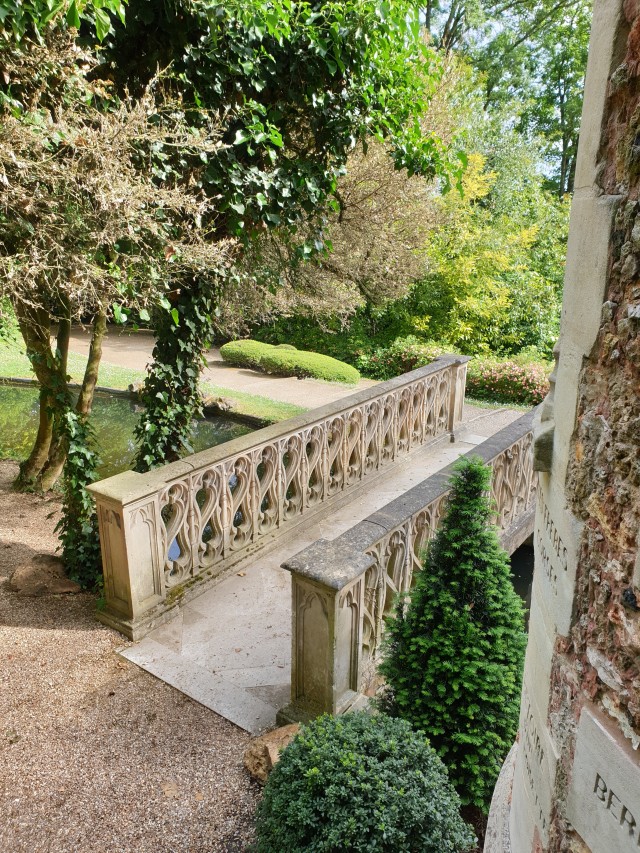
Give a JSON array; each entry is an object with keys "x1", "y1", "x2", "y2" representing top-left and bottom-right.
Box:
[{"x1": 89, "y1": 358, "x2": 537, "y2": 733}]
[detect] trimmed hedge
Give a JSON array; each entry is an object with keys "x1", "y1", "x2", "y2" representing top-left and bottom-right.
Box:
[
  {"x1": 220, "y1": 339, "x2": 360, "y2": 384},
  {"x1": 254, "y1": 712, "x2": 476, "y2": 853},
  {"x1": 219, "y1": 339, "x2": 268, "y2": 370},
  {"x1": 259, "y1": 348, "x2": 360, "y2": 384}
]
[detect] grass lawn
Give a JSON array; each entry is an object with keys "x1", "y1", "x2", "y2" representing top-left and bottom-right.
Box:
[{"x1": 0, "y1": 338, "x2": 305, "y2": 424}]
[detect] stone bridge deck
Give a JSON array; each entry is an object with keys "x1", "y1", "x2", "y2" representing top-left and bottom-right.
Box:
[{"x1": 121, "y1": 405, "x2": 525, "y2": 735}]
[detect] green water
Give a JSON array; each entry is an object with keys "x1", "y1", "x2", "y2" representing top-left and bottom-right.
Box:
[{"x1": 0, "y1": 385, "x2": 252, "y2": 479}]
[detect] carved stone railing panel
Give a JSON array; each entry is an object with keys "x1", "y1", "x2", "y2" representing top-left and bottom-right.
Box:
[
  {"x1": 89, "y1": 356, "x2": 468, "y2": 640},
  {"x1": 280, "y1": 409, "x2": 538, "y2": 724}
]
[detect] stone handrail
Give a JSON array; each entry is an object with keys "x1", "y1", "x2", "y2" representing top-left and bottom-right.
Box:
[
  {"x1": 279, "y1": 409, "x2": 537, "y2": 725},
  {"x1": 88, "y1": 356, "x2": 469, "y2": 639}
]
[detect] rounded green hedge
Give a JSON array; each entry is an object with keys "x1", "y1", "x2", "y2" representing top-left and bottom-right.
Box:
[
  {"x1": 255, "y1": 713, "x2": 475, "y2": 853},
  {"x1": 219, "y1": 339, "x2": 269, "y2": 370},
  {"x1": 220, "y1": 339, "x2": 360, "y2": 384},
  {"x1": 259, "y1": 348, "x2": 360, "y2": 384}
]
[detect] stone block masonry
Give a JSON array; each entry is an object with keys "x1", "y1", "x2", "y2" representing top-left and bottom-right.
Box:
[{"x1": 486, "y1": 1, "x2": 640, "y2": 851}]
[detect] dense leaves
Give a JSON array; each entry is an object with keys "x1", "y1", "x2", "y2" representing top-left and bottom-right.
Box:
[
  {"x1": 254, "y1": 712, "x2": 476, "y2": 853},
  {"x1": 104, "y1": 0, "x2": 461, "y2": 244},
  {"x1": 118, "y1": 0, "x2": 458, "y2": 471},
  {"x1": 134, "y1": 280, "x2": 220, "y2": 471},
  {"x1": 55, "y1": 406, "x2": 102, "y2": 588},
  {"x1": 220, "y1": 339, "x2": 360, "y2": 383},
  {"x1": 379, "y1": 457, "x2": 527, "y2": 811}
]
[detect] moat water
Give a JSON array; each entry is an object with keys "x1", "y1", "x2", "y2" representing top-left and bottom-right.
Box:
[{"x1": 0, "y1": 385, "x2": 251, "y2": 479}]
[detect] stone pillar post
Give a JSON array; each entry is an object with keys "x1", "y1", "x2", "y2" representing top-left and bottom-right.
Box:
[
  {"x1": 88, "y1": 470, "x2": 166, "y2": 640},
  {"x1": 486, "y1": 2, "x2": 640, "y2": 851},
  {"x1": 278, "y1": 539, "x2": 374, "y2": 724}
]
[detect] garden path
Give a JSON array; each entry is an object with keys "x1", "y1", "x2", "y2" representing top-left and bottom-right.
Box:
[{"x1": 68, "y1": 327, "x2": 377, "y2": 408}]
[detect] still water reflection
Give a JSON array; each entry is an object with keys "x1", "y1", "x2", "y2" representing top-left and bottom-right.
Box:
[{"x1": 0, "y1": 385, "x2": 251, "y2": 479}]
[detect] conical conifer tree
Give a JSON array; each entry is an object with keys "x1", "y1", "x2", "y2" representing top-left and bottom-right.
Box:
[{"x1": 379, "y1": 456, "x2": 527, "y2": 812}]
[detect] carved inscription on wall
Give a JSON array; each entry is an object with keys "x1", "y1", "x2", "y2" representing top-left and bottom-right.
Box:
[
  {"x1": 536, "y1": 490, "x2": 568, "y2": 595},
  {"x1": 517, "y1": 686, "x2": 558, "y2": 845},
  {"x1": 567, "y1": 704, "x2": 640, "y2": 853},
  {"x1": 534, "y1": 488, "x2": 579, "y2": 636}
]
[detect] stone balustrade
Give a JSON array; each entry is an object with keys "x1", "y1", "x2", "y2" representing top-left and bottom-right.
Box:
[
  {"x1": 88, "y1": 356, "x2": 468, "y2": 639},
  {"x1": 279, "y1": 410, "x2": 537, "y2": 724}
]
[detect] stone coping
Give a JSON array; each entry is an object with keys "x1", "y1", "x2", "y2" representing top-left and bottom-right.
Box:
[
  {"x1": 283, "y1": 408, "x2": 536, "y2": 589},
  {"x1": 88, "y1": 356, "x2": 468, "y2": 506}
]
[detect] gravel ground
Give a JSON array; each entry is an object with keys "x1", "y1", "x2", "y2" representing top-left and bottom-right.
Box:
[{"x1": 0, "y1": 460, "x2": 260, "y2": 853}]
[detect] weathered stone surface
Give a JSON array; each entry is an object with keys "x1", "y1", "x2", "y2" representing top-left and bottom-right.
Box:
[
  {"x1": 9, "y1": 554, "x2": 81, "y2": 596},
  {"x1": 484, "y1": 743, "x2": 516, "y2": 853},
  {"x1": 532, "y1": 483, "x2": 582, "y2": 637},
  {"x1": 567, "y1": 704, "x2": 640, "y2": 853},
  {"x1": 489, "y1": 5, "x2": 640, "y2": 850},
  {"x1": 243, "y1": 724, "x2": 299, "y2": 783},
  {"x1": 202, "y1": 395, "x2": 234, "y2": 414},
  {"x1": 510, "y1": 684, "x2": 559, "y2": 848}
]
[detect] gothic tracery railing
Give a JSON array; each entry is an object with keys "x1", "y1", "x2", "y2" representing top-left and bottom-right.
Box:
[
  {"x1": 280, "y1": 410, "x2": 537, "y2": 724},
  {"x1": 89, "y1": 356, "x2": 468, "y2": 639}
]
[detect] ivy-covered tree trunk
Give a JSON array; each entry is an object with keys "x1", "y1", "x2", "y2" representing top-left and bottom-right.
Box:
[{"x1": 134, "y1": 281, "x2": 218, "y2": 472}]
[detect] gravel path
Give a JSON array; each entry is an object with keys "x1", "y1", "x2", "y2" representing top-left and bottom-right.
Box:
[{"x1": 0, "y1": 461, "x2": 260, "y2": 853}]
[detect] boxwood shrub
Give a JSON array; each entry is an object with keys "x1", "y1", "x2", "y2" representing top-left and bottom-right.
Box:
[
  {"x1": 259, "y1": 348, "x2": 360, "y2": 384},
  {"x1": 254, "y1": 712, "x2": 476, "y2": 853},
  {"x1": 220, "y1": 339, "x2": 360, "y2": 384},
  {"x1": 219, "y1": 339, "x2": 269, "y2": 370}
]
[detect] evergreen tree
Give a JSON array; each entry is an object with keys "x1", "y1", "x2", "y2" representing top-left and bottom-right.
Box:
[{"x1": 379, "y1": 456, "x2": 526, "y2": 812}]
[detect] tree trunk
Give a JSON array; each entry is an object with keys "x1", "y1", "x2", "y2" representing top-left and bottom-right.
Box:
[
  {"x1": 13, "y1": 303, "x2": 57, "y2": 490},
  {"x1": 11, "y1": 300, "x2": 107, "y2": 492},
  {"x1": 38, "y1": 309, "x2": 106, "y2": 492},
  {"x1": 38, "y1": 313, "x2": 72, "y2": 491},
  {"x1": 76, "y1": 309, "x2": 107, "y2": 417}
]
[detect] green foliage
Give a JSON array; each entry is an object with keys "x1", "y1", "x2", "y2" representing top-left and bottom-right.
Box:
[
  {"x1": 55, "y1": 406, "x2": 102, "y2": 588},
  {"x1": 260, "y1": 347, "x2": 360, "y2": 384},
  {"x1": 0, "y1": 0, "x2": 126, "y2": 45},
  {"x1": 254, "y1": 712, "x2": 476, "y2": 853},
  {"x1": 472, "y1": 0, "x2": 591, "y2": 196},
  {"x1": 105, "y1": 0, "x2": 462, "y2": 243},
  {"x1": 411, "y1": 150, "x2": 566, "y2": 356},
  {"x1": 0, "y1": 299, "x2": 18, "y2": 346},
  {"x1": 254, "y1": 312, "x2": 381, "y2": 364},
  {"x1": 422, "y1": 0, "x2": 591, "y2": 196},
  {"x1": 379, "y1": 457, "x2": 527, "y2": 812},
  {"x1": 466, "y1": 356, "x2": 550, "y2": 406},
  {"x1": 219, "y1": 340, "x2": 269, "y2": 371},
  {"x1": 134, "y1": 282, "x2": 218, "y2": 471},
  {"x1": 220, "y1": 339, "x2": 360, "y2": 384},
  {"x1": 356, "y1": 337, "x2": 454, "y2": 380}
]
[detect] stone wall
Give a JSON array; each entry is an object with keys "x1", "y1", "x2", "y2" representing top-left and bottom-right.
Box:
[
  {"x1": 487, "y1": 2, "x2": 640, "y2": 851},
  {"x1": 550, "y1": 2, "x2": 640, "y2": 848}
]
